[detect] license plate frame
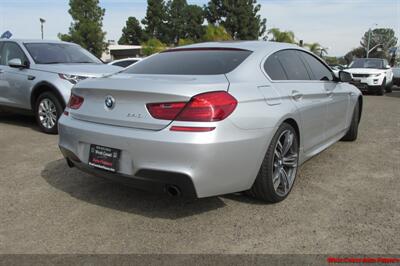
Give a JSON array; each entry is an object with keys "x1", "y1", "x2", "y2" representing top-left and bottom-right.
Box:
[{"x1": 88, "y1": 144, "x2": 120, "y2": 172}]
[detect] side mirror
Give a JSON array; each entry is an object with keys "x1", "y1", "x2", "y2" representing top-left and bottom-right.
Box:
[
  {"x1": 339, "y1": 71, "x2": 352, "y2": 83},
  {"x1": 8, "y1": 58, "x2": 28, "y2": 69},
  {"x1": 385, "y1": 65, "x2": 391, "y2": 69}
]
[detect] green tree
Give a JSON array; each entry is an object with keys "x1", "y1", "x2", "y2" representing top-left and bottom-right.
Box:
[
  {"x1": 118, "y1": 17, "x2": 144, "y2": 45},
  {"x1": 178, "y1": 38, "x2": 195, "y2": 46},
  {"x1": 267, "y1": 28, "x2": 295, "y2": 43},
  {"x1": 360, "y1": 28, "x2": 397, "y2": 59},
  {"x1": 165, "y1": 1, "x2": 204, "y2": 44},
  {"x1": 142, "y1": 0, "x2": 168, "y2": 43},
  {"x1": 202, "y1": 25, "x2": 232, "y2": 41},
  {"x1": 166, "y1": 0, "x2": 187, "y2": 44},
  {"x1": 324, "y1": 56, "x2": 338, "y2": 65},
  {"x1": 204, "y1": 0, "x2": 266, "y2": 40},
  {"x1": 183, "y1": 5, "x2": 204, "y2": 41},
  {"x1": 141, "y1": 38, "x2": 167, "y2": 56},
  {"x1": 305, "y1": 42, "x2": 328, "y2": 57},
  {"x1": 58, "y1": 0, "x2": 107, "y2": 57},
  {"x1": 344, "y1": 47, "x2": 366, "y2": 64},
  {"x1": 324, "y1": 56, "x2": 346, "y2": 65}
]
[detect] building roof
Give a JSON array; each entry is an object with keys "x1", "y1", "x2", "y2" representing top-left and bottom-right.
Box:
[{"x1": 108, "y1": 44, "x2": 142, "y2": 51}]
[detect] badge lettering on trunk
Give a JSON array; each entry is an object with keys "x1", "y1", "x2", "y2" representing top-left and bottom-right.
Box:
[{"x1": 127, "y1": 113, "x2": 143, "y2": 119}]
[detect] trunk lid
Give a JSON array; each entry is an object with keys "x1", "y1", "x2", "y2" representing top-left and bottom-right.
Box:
[{"x1": 70, "y1": 73, "x2": 230, "y2": 130}]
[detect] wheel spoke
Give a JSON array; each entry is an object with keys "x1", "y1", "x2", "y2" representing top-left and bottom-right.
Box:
[
  {"x1": 274, "y1": 149, "x2": 281, "y2": 159},
  {"x1": 280, "y1": 168, "x2": 289, "y2": 193},
  {"x1": 48, "y1": 118, "x2": 54, "y2": 128},
  {"x1": 283, "y1": 154, "x2": 298, "y2": 168},
  {"x1": 282, "y1": 132, "x2": 294, "y2": 156},
  {"x1": 40, "y1": 102, "x2": 46, "y2": 111},
  {"x1": 273, "y1": 169, "x2": 281, "y2": 191},
  {"x1": 44, "y1": 100, "x2": 49, "y2": 110}
]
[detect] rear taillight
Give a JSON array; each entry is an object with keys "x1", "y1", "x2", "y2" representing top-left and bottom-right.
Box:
[
  {"x1": 67, "y1": 94, "x2": 84, "y2": 110},
  {"x1": 146, "y1": 102, "x2": 186, "y2": 120},
  {"x1": 146, "y1": 91, "x2": 237, "y2": 122}
]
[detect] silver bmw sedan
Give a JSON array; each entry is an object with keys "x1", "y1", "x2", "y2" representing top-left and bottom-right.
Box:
[{"x1": 58, "y1": 41, "x2": 362, "y2": 203}]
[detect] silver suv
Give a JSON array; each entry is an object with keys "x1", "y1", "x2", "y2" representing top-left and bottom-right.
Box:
[{"x1": 0, "y1": 39, "x2": 121, "y2": 133}]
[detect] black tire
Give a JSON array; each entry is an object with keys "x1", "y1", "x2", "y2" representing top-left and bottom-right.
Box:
[
  {"x1": 376, "y1": 79, "x2": 385, "y2": 96},
  {"x1": 247, "y1": 123, "x2": 299, "y2": 203},
  {"x1": 34, "y1": 91, "x2": 64, "y2": 134},
  {"x1": 341, "y1": 101, "x2": 360, "y2": 141},
  {"x1": 385, "y1": 82, "x2": 393, "y2": 93}
]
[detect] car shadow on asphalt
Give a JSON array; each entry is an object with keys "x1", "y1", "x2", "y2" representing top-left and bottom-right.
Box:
[
  {"x1": 221, "y1": 193, "x2": 271, "y2": 205},
  {"x1": 41, "y1": 159, "x2": 226, "y2": 219},
  {"x1": 386, "y1": 90, "x2": 400, "y2": 98},
  {"x1": 0, "y1": 112, "x2": 41, "y2": 132}
]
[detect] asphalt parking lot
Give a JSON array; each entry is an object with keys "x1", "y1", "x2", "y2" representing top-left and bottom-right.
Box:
[{"x1": 0, "y1": 91, "x2": 399, "y2": 254}]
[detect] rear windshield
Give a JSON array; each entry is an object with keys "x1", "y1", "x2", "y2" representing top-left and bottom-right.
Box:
[{"x1": 124, "y1": 48, "x2": 252, "y2": 75}]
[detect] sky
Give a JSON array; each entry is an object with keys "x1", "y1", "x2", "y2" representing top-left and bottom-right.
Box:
[{"x1": 0, "y1": 0, "x2": 399, "y2": 56}]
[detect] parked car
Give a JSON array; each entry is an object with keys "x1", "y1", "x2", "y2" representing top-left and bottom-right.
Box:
[
  {"x1": 345, "y1": 58, "x2": 393, "y2": 95},
  {"x1": 59, "y1": 41, "x2": 362, "y2": 203},
  {"x1": 0, "y1": 39, "x2": 121, "y2": 133},
  {"x1": 392, "y1": 67, "x2": 400, "y2": 86},
  {"x1": 329, "y1": 64, "x2": 345, "y2": 71},
  {"x1": 108, "y1": 58, "x2": 142, "y2": 68},
  {"x1": 329, "y1": 64, "x2": 345, "y2": 76}
]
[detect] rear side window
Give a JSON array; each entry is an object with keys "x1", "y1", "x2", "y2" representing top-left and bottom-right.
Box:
[
  {"x1": 275, "y1": 50, "x2": 310, "y2": 80},
  {"x1": 298, "y1": 51, "x2": 333, "y2": 81},
  {"x1": 264, "y1": 53, "x2": 287, "y2": 80},
  {"x1": 124, "y1": 48, "x2": 252, "y2": 75}
]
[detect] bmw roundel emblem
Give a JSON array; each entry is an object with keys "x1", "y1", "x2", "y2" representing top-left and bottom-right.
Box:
[{"x1": 105, "y1": 95, "x2": 115, "y2": 109}]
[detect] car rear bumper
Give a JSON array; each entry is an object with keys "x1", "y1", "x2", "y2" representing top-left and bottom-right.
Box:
[
  {"x1": 58, "y1": 115, "x2": 274, "y2": 198},
  {"x1": 60, "y1": 146, "x2": 197, "y2": 198}
]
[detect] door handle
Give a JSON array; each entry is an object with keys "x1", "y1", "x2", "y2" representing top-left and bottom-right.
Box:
[
  {"x1": 326, "y1": 90, "x2": 333, "y2": 97},
  {"x1": 291, "y1": 90, "x2": 303, "y2": 101},
  {"x1": 0, "y1": 69, "x2": 4, "y2": 74}
]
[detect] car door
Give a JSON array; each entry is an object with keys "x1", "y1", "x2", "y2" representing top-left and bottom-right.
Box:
[
  {"x1": 297, "y1": 50, "x2": 350, "y2": 140},
  {"x1": 0, "y1": 41, "x2": 33, "y2": 109},
  {"x1": 264, "y1": 49, "x2": 329, "y2": 153}
]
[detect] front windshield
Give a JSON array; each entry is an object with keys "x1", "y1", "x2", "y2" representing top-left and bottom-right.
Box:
[
  {"x1": 349, "y1": 58, "x2": 383, "y2": 69},
  {"x1": 24, "y1": 43, "x2": 102, "y2": 64}
]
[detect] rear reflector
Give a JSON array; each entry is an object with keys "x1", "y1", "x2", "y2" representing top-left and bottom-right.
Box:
[
  {"x1": 170, "y1": 126, "x2": 215, "y2": 132},
  {"x1": 147, "y1": 91, "x2": 237, "y2": 122},
  {"x1": 67, "y1": 94, "x2": 84, "y2": 110}
]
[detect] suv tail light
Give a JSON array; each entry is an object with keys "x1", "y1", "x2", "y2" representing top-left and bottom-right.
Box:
[
  {"x1": 67, "y1": 93, "x2": 84, "y2": 110},
  {"x1": 147, "y1": 91, "x2": 237, "y2": 122}
]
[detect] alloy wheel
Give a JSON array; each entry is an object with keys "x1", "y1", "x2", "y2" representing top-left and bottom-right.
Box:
[
  {"x1": 38, "y1": 98, "x2": 58, "y2": 129},
  {"x1": 272, "y1": 129, "x2": 299, "y2": 196}
]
